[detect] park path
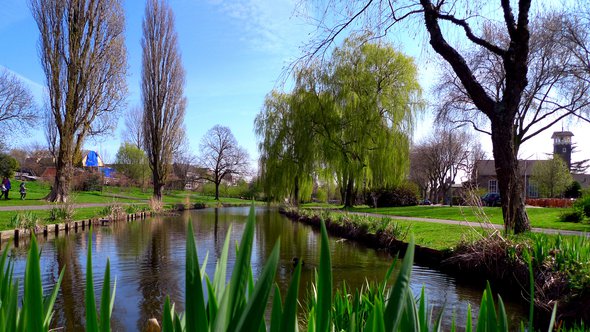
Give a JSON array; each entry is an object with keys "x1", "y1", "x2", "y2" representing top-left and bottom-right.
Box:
[{"x1": 344, "y1": 211, "x2": 590, "y2": 237}]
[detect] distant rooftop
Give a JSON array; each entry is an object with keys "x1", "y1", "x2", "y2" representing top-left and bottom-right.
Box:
[{"x1": 551, "y1": 131, "x2": 574, "y2": 138}]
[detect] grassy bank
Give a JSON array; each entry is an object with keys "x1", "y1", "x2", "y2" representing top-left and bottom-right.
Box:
[
  {"x1": 345, "y1": 205, "x2": 590, "y2": 232},
  {"x1": 287, "y1": 207, "x2": 590, "y2": 325}
]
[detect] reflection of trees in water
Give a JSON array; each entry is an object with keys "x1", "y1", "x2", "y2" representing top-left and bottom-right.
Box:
[
  {"x1": 52, "y1": 236, "x2": 85, "y2": 331},
  {"x1": 135, "y1": 218, "x2": 182, "y2": 331}
]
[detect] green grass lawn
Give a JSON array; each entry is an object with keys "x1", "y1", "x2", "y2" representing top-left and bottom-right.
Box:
[
  {"x1": 0, "y1": 178, "x2": 259, "y2": 231},
  {"x1": 347, "y1": 205, "x2": 590, "y2": 232}
]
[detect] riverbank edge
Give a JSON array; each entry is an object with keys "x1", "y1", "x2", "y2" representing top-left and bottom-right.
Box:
[
  {"x1": 0, "y1": 201, "x2": 257, "y2": 245},
  {"x1": 279, "y1": 207, "x2": 590, "y2": 327}
]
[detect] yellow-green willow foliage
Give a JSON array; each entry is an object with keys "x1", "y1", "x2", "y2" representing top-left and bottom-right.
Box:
[
  {"x1": 256, "y1": 35, "x2": 422, "y2": 206},
  {"x1": 255, "y1": 91, "x2": 316, "y2": 205}
]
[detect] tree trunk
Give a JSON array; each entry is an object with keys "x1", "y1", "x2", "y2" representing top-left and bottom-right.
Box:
[
  {"x1": 490, "y1": 119, "x2": 530, "y2": 234},
  {"x1": 46, "y1": 139, "x2": 73, "y2": 202},
  {"x1": 292, "y1": 175, "x2": 299, "y2": 207},
  {"x1": 214, "y1": 181, "x2": 220, "y2": 200},
  {"x1": 343, "y1": 177, "x2": 354, "y2": 208},
  {"x1": 152, "y1": 169, "x2": 163, "y2": 200}
]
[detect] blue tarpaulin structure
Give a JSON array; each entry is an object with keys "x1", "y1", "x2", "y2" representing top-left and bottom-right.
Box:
[
  {"x1": 82, "y1": 151, "x2": 104, "y2": 167},
  {"x1": 101, "y1": 167, "x2": 114, "y2": 178}
]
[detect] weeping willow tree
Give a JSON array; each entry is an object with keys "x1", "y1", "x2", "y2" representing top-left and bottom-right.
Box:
[
  {"x1": 256, "y1": 35, "x2": 422, "y2": 207},
  {"x1": 255, "y1": 91, "x2": 316, "y2": 205}
]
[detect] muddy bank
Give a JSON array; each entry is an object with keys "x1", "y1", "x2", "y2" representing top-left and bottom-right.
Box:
[{"x1": 281, "y1": 208, "x2": 589, "y2": 327}]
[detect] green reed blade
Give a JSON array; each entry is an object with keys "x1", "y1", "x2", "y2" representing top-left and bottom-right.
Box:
[
  {"x1": 485, "y1": 282, "x2": 497, "y2": 331},
  {"x1": 162, "y1": 296, "x2": 173, "y2": 332},
  {"x1": 43, "y1": 268, "x2": 64, "y2": 329},
  {"x1": 5, "y1": 277, "x2": 18, "y2": 332},
  {"x1": 173, "y1": 312, "x2": 183, "y2": 332},
  {"x1": 419, "y1": 287, "x2": 427, "y2": 332},
  {"x1": 497, "y1": 295, "x2": 508, "y2": 331},
  {"x1": 527, "y1": 251, "x2": 534, "y2": 332},
  {"x1": 213, "y1": 224, "x2": 232, "y2": 300},
  {"x1": 235, "y1": 239, "x2": 280, "y2": 332},
  {"x1": 384, "y1": 236, "x2": 415, "y2": 332},
  {"x1": 86, "y1": 230, "x2": 98, "y2": 332},
  {"x1": 206, "y1": 276, "x2": 218, "y2": 323},
  {"x1": 24, "y1": 234, "x2": 43, "y2": 332},
  {"x1": 270, "y1": 285, "x2": 283, "y2": 332},
  {"x1": 475, "y1": 291, "x2": 486, "y2": 332},
  {"x1": 227, "y1": 206, "x2": 256, "y2": 330},
  {"x1": 281, "y1": 260, "x2": 302, "y2": 332},
  {"x1": 212, "y1": 284, "x2": 231, "y2": 332},
  {"x1": 401, "y1": 287, "x2": 418, "y2": 332},
  {"x1": 316, "y1": 220, "x2": 332, "y2": 332},
  {"x1": 99, "y1": 259, "x2": 113, "y2": 332},
  {"x1": 547, "y1": 303, "x2": 557, "y2": 332},
  {"x1": 466, "y1": 303, "x2": 472, "y2": 332},
  {"x1": 185, "y1": 221, "x2": 208, "y2": 332}
]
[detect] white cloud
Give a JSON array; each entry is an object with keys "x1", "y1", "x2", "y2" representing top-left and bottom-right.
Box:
[{"x1": 210, "y1": 0, "x2": 310, "y2": 56}]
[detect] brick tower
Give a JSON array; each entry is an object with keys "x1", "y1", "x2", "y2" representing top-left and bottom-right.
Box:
[{"x1": 552, "y1": 131, "x2": 573, "y2": 170}]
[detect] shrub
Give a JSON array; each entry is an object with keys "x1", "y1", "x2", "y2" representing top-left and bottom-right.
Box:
[
  {"x1": 574, "y1": 195, "x2": 590, "y2": 218},
  {"x1": 148, "y1": 197, "x2": 164, "y2": 213},
  {"x1": 47, "y1": 202, "x2": 75, "y2": 223},
  {"x1": 565, "y1": 181, "x2": 583, "y2": 199},
  {"x1": 99, "y1": 202, "x2": 126, "y2": 220},
  {"x1": 560, "y1": 210, "x2": 585, "y2": 223},
  {"x1": 365, "y1": 182, "x2": 419, "y2": 207}
]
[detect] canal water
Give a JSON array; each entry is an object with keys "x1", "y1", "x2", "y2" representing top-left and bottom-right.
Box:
[{"x1": 5, "y1": 207, "x2": 527, "y2": 331}]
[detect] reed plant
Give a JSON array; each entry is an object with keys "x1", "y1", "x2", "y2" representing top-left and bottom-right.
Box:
[{"x1": 8, "y1": 211, "x2": 41, "y2": 231}]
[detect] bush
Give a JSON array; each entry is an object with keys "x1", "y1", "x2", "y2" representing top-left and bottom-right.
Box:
[
  {"x1": 560, "y1": 209, "x2": 585, "y2": 223},
  {"x1": 365, "y1": 182, "x2": 419, "y2": 207},
  {"x1": 47, "y1": 202, "x2": 75, "y2": 223},
  {"x1": 565, "y1": 181, "x2": 583, "y2": 199},
  {"x1": 574, "y1": 195, "x2": 590, "y2": 218}
]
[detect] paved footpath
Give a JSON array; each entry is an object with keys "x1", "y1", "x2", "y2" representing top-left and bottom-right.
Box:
[{"x1": 347, "y1": 211, "x2": 590, "y2": 237}]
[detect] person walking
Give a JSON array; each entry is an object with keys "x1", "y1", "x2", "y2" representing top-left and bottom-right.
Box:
[
  {"x1": 1, "y1": 178, "x2": 8, "y2": 199},
  {"x1": 3, "y1": 178, "x2": 11, "y2": 200},
  {"x1": 19, "y1": 181, "x2": 26, "y2": 200}
]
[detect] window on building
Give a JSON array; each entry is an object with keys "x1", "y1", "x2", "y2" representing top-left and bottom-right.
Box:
[{"x1": 488, "y1": 180, "x2": 498, "y2": 193}]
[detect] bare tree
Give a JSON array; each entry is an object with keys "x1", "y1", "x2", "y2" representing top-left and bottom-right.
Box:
[
  {"x1": 0, "y1": 69, "x2": 38, "y2": 147},
  {"x1": 303, "y1": 1, "x2": 590, "y2": 233},
  {"x1": 122, "y1": 105, "x2": 144, "y2": 149},
  {"x1": 172, "y1": 136, "x2": 197, "y2": 190},
  {"x1": 44, "y1": 106, "x2": 58, "y2": 159},
  {"x1": 410, "y1": 128, "x2": 471, "y2": 203},
  {"x1": 31, "y1": 0, "x2": 127, "y2": 202},
  {"x1": 199, "y1": 125, "x2": 250, "y2": 200},
  {"x1": 141, "y1": 0, "x2": 187, "y2": 200}
]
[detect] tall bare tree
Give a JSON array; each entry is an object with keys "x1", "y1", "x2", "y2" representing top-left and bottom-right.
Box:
[
  {"x1": 0, "y1": 69, "x2": 38, "y2": 147},
  {"x1": 410, "y1": 128, "x2": 471, "y2": 203},
  {"x1": 31, "y1": 0, "x2": 127, "y2": 202},
  {"x1": 123, "y1": 105, "x2": 144, "y2": 149},
  {"x1": 199, "y1": 125, "x2": 250, "y2": 200},
  {"x1": 304, "y1": 1, "x2": 590, "y2": 233},
  {"x1": 141, "y1": 0, "x2": 187, "y2": 200}
]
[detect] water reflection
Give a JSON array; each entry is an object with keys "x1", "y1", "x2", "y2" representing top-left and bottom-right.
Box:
[{"x1": 2, "y1": 206, "x2": 526, "y2": 331}]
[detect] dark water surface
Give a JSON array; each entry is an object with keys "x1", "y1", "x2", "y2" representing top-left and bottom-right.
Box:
[{"x1": 5, "y1": 207, "x2": 527, "y2": 331}]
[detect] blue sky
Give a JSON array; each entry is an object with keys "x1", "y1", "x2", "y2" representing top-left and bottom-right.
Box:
[
  {"x1": 0, "y1": 0, "x2": 588, "y2": 172},
  {"x1": 0, "y1": 0, "x2": 315, "y2": 164}
]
